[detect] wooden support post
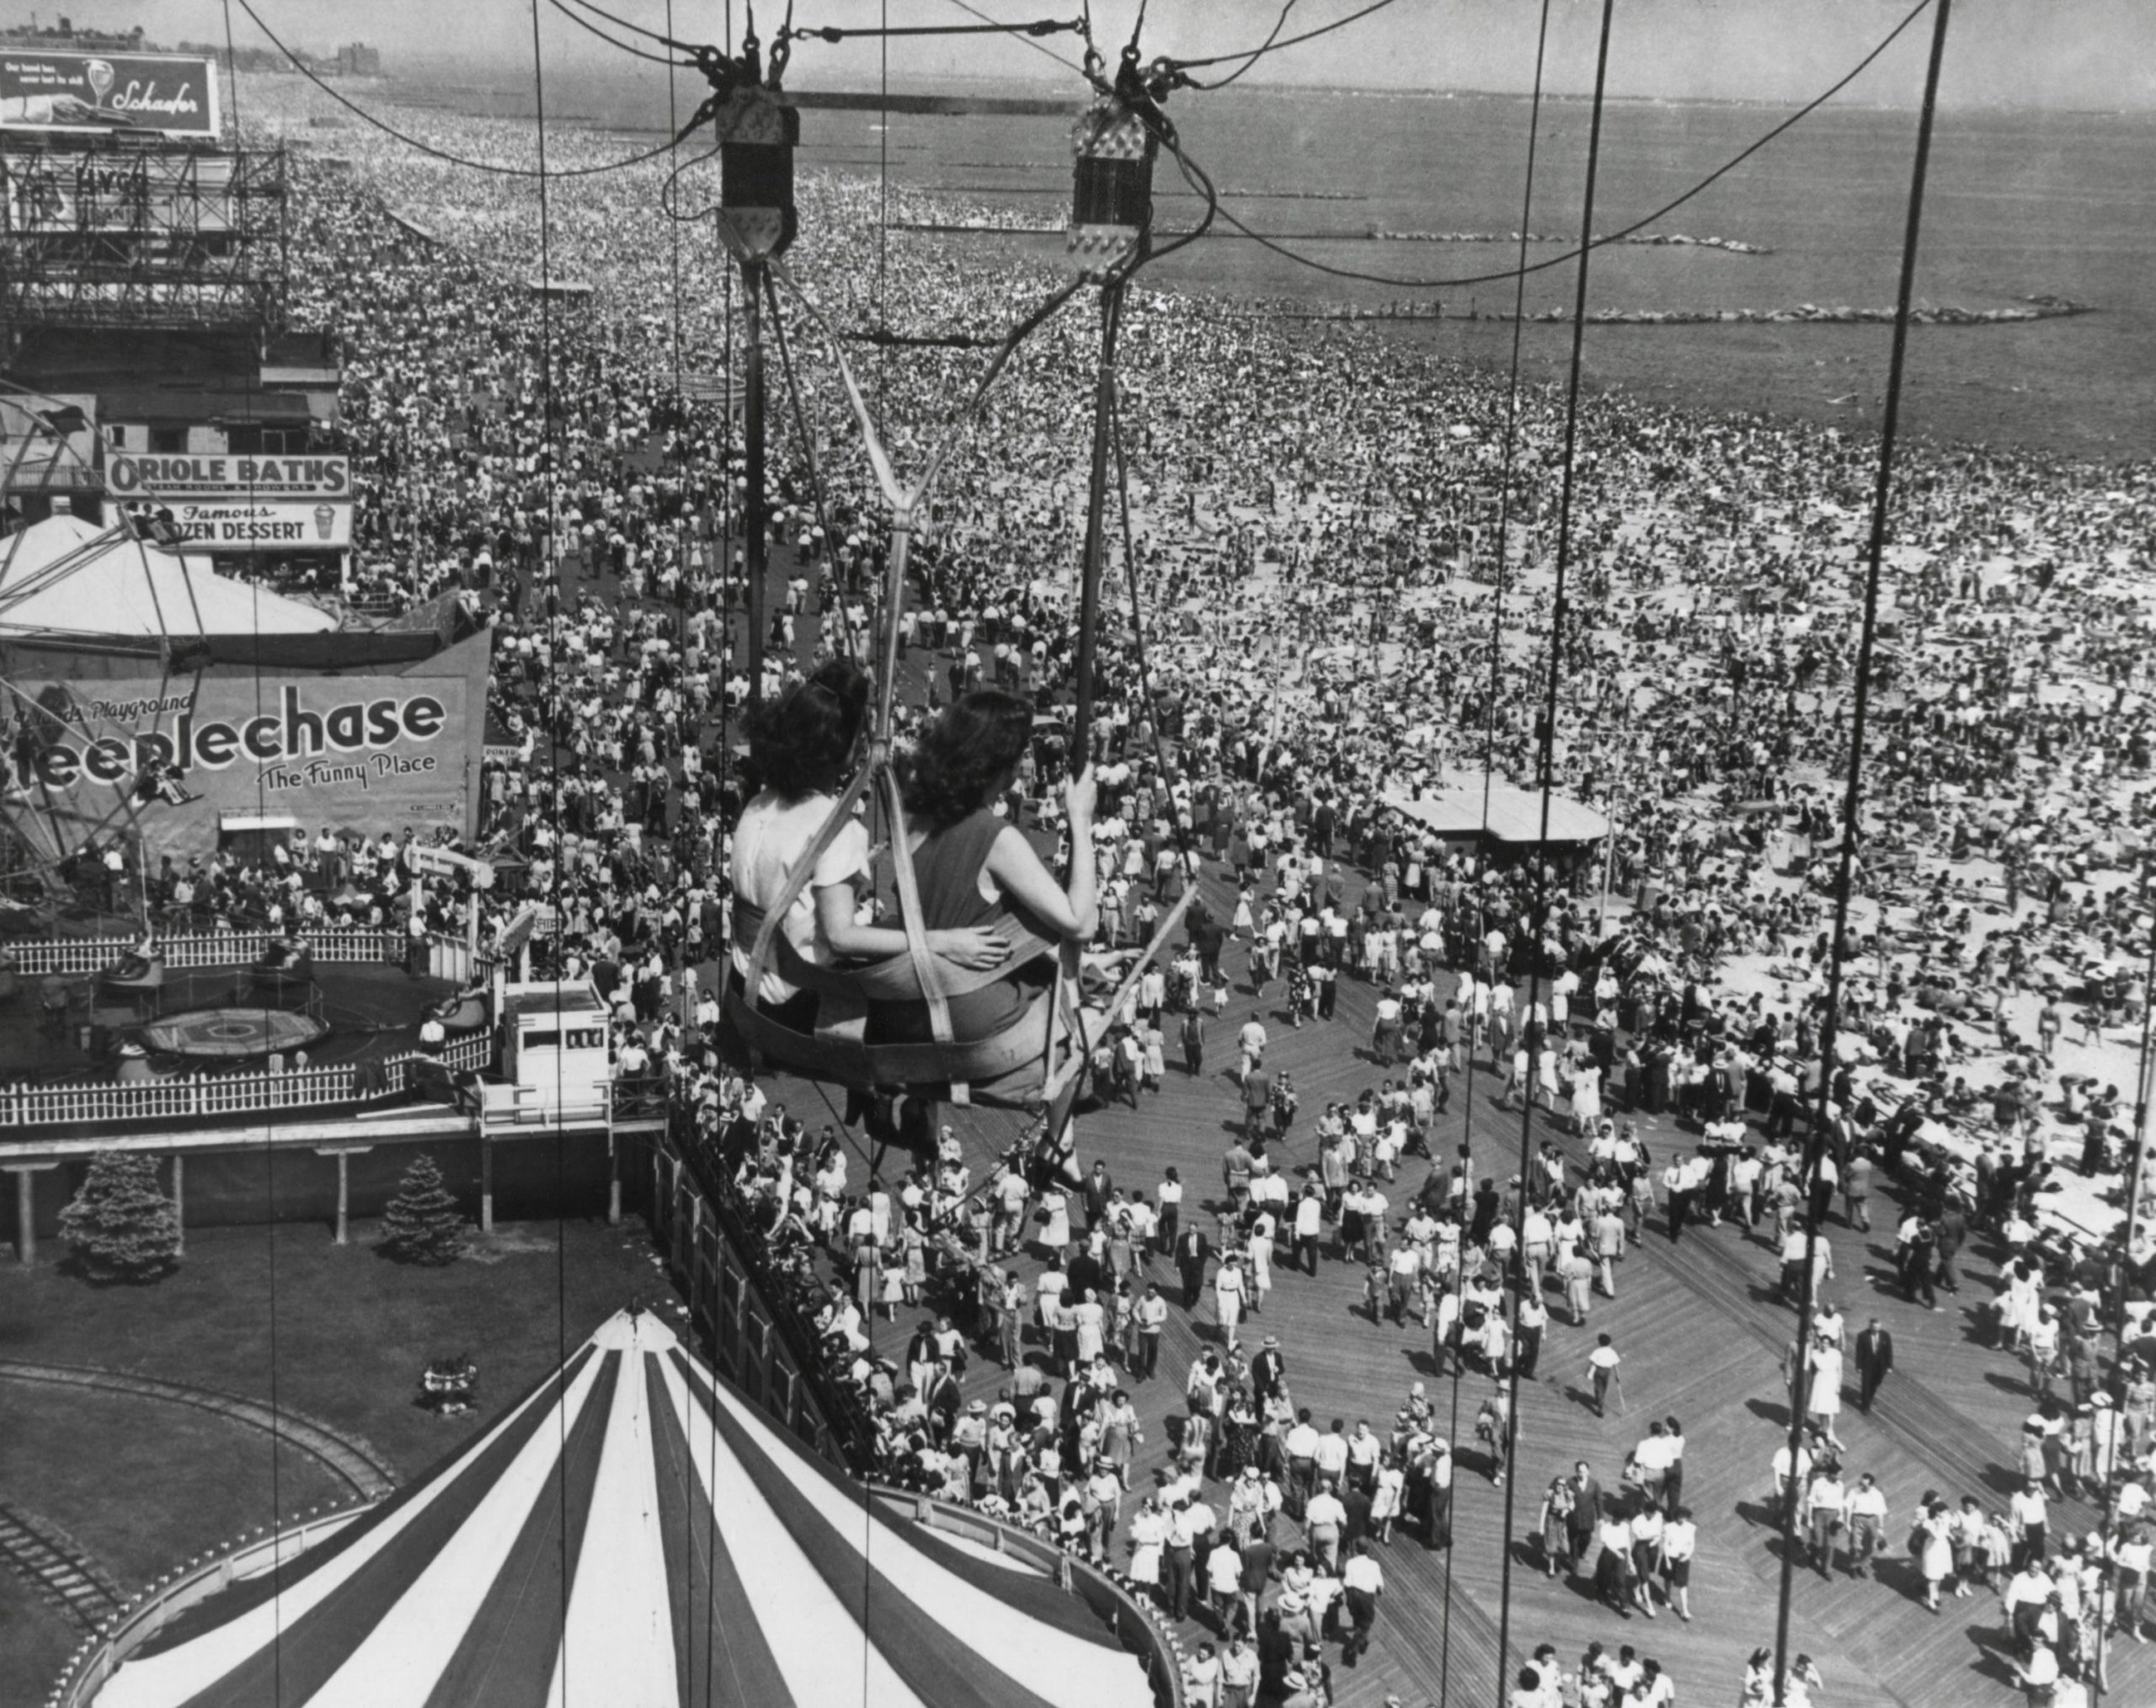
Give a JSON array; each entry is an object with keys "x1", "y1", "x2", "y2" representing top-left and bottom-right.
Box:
[
  {"x1": 314, "y1": 1147, "x2": 371, "y2": 1245},
  {"x1": 606, "y1": 1134, "x2": 622, "y2": 1226},
  {"x1": 8, "y1": 1163, "x2": 56, "y2": 1264},
  {"x1": 479, "y1": 1133, "x2": 494, "y2": 1235},
  {"x1": 171, "y1": 1153, "x2": 184, "y2": 1257}
]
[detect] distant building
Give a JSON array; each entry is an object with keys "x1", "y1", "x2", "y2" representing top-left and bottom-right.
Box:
[{"x1": 334, "y1": 43, "x2": 381, "y2": 77}]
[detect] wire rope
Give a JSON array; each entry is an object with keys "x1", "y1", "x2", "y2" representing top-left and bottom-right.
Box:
[
  {"x1": 216, "y1": 3, "x2": 288, "y2": 1698},
  {"x1": 939, "y1": 0, "x2": 1087, "y2": 73},
  {"x1": 1178, "y1": 0, "x2": 1297, "y2": 90},
  {"x1": 1438, "y1": 0, "x2": 1555, "y2": 1692},
  {"x1": 230, "y1": 0, "x2": 686, "y2": 178},
  {"x1": 1169, "y1": 0, "x2": 1398, "y2": 71},
  {"x1": 760, "y1": 270, "x2": 867, "y2": 665},
  {"x1": 1497, "y1": 0, "x2": 1616, "y2": 1695},
  {"x1": 1183, "y1": 0, "x2": 1933, "y2": 292},
  {"x1": 520, "y1": 8, "x2": 579, "y2": 1690},
  {"x1": 1777, "y1": 4, "x2": 1953, "y2": 1702},
  {"x1": 547, "y1": 0, "x2": 692, "y2": 65}
]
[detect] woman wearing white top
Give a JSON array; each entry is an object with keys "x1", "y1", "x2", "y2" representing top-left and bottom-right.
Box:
[{"x1": 728, "y1": 660, "x2": 1009, "y2": 1030}]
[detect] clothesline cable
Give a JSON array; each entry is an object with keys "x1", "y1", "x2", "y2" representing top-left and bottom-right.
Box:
[
  {"x1": 1780, "y1": 3, "x2": 1953, "y2": 1703},
  {"x1": 1187, "y1": 0, "x2": 1933, "y2": 292},
  {"x1": 1499, "y1": 0, "x2": 1616, "y2": 1695},
  {"x1": 1444, "y1": 0, "x2": 1555, "y2": 1694},
  {"x1": 230, "y1": 0, "x2": 687, "y2": 177}
]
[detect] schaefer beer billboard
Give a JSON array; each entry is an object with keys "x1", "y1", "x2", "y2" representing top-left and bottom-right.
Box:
[
  {"x1": 0, "y1": 51, "x2": 221, "y2": 139},
  {"x1": 12, "y1": 675, "x2": 474, "y2": 859}
]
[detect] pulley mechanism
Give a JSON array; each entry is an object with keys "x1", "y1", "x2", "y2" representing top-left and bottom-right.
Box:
[
  {"x1": 680, "y1": 32, "x2": 799, "y2": 263},
  {"x1": 1066, "y1": 97, "x2": 1156, "y2": 282}
]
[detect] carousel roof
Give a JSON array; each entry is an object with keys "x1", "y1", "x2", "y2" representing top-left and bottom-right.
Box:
[{"x1": 99, "y1": 1310, "x2": 1153, "y2": 1708}]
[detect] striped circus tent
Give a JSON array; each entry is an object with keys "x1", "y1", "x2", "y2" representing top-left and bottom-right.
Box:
[{"x1": 96, "y1": 1310, "x2": 1160, "y2": 1708}]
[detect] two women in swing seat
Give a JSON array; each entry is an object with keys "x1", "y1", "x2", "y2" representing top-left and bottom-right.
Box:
[{"x1": 729, "y1": 662, "x2": 1098, "y2": 1056}]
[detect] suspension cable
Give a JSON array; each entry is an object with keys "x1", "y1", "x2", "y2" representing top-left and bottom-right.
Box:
[
  {"x1": 1187, "y1": 0, "x2": 1933, "y2": 292},
  {"x1": 546, "y1": 0, "x2": 691, "y2": 64},
  {"x1": 1497, "y1": 2, "x2": 1616, "y2": 1698},
  {"x1": 1444, "y1": 1, "x2": 1554, "y2": 1695},
  {"x1": 231, "y1": 0, "x2": 687, "y2": 178},
  {"x1": 761, "y1": 269, "x2": 867, "y2": 665},
  {"x1": 1179, "y1": 0, "x2": 1297, "y2": 91},
  {"x1": 1779, "y1": 3, "x2": 1953, "y2": 1704},
  {"x1": 1168, "y1": 0, "x2": 1398, "y2": 70}
]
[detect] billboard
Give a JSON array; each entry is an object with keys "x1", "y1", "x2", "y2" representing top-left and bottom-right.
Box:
[
  {"x1": 0, "y1": 50, "x2": 221, "y2": 139},
  {"x1": 104, "y1": 452, "x2": 351, "y2": 500},
  {"x1": 163, "y1": 498, "x2": 354, "y2": 552},
  {"x1": 8, "y1": 674, "x2": 475, "y2": 858}
]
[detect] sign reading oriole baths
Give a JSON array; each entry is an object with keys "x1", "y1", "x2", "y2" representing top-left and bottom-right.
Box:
[
  {"x1": 104, "y1": 453, "x2": 352, "y2": 501},
  {"x1": 11, "y1": 676, "x2": 474, "y2": 857},
  {"x1": 0, "y1": 51, "x2": 221, "y2": 139}
]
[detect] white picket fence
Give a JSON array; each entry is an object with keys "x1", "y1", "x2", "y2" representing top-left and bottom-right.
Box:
[
  {"x1": 0, "y1": 1033, "x2": 493, "y2": 1129},
  {"x1": 4, "y1": 929, "x2": 408, "y2": 977}
]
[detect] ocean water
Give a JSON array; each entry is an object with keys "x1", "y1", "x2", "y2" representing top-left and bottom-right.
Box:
[{"x1": 396, "y1": 66, "x2": 2156, "y2": 459}]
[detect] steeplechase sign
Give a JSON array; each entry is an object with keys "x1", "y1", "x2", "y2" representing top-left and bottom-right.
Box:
[
  {"x1": 9, "y1": 675, "x2": 477, "y2": 857},
  {"x1": 0, "y1": 50, "x2": 221, "y2": 140}
]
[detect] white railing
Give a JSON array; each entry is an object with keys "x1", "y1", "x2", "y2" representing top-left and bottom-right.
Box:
[
  {"x1": 5, "y1": 929, "x2": 408, "y2": 977},
  {"x1": 0, "y1": 1033, "x2": 494, "y2": 1129},
  {"x1": 57, "y1": 1506, "x2": 371, "y2": 1708}
]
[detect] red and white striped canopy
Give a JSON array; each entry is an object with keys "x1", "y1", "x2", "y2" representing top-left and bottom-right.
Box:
[{"x1": 99, "y1": 1310, "x2": 1155, "y2": 1708}]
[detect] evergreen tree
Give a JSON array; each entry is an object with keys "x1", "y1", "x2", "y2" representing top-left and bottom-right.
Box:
[
  {"x1": 379, "y1": 1153, "x2": 466, "y2": 1266},
  {"x1": 58, "y1": 1151, "x2": 181, "y2": 1283}
]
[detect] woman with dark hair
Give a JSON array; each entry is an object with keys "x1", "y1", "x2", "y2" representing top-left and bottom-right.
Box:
[
  {"x1": 730, "y1": 660, "x2": 1008, "y2": 1031},
  {"x1": 870, "y1": 687, "x2": 1097, "y2": 1049}
]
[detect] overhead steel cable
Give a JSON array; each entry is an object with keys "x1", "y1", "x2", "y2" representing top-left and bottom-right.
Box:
[
  {"x1": 1179, "y1": 0, "x2": 1298, "y2": 90},
  {"x1": 1183, "y1": 0, "x2": 1933, "y2": 291},
  {"x1": 1500, "y1": 0, "x2": 1617, "y2": 1698},
  {"x1": 1166, "y1": 0, "x2": 1398, "y2": 70},
  {"x1": 1442, "y1": 0, "x2": 1555, "y2": 1699},
  {"x1": 545, "y1": 0, "x2": 695, "y2": 65},
  {"x1": 230, "y1": 0, "x2": 686, "y2": 177},
  {"x1": 1779, "y1": 4, "x2": 1954, "y2": 1705}
]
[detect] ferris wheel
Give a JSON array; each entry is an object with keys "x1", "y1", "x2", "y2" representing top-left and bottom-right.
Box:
[{"x1": 0, "y1": 383, "x2": 211, "y2": 927}]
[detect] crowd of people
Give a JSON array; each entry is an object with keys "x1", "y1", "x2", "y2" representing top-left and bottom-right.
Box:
[{"x1": 200, "y1": 68, "x2": 2156, "y2": 1705}]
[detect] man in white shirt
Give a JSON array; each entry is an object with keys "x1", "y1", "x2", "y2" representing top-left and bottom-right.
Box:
[
  {"x1": 1844, "y1": 1470, "x2": 1889, "y2": 1577},
  {"x1": 1805, "y1": 1468, "x2": 1847, "y2": 1577},
  {"x1": 1340, "y1": 1540, "x2": 1384, "y2": 1663}
]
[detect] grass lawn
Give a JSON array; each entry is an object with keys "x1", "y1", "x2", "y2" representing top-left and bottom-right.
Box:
[
  {"x1": 2, "y1": 1385, "x2": 347, "y2": 1588},
  {"x1": 0, "y1": 1211, "x2": 683, "y2": 1695},
  {"x1": 0, "y1": 1214, "x2": 678, "y2": 1480},
  {"x1": 0, "y1": 1569, "x2": 78, "y2": 1700}
]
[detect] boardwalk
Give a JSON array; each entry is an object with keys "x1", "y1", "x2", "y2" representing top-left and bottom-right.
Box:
[{"x1": 750, "y1": 839, "x2": 2144, "y2": 1708}]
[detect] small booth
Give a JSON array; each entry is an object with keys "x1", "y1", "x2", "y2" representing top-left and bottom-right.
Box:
[
  {"x1": 217, "y1": 809, "x2": 300, "y2": 867},
  {"x1": 483, "y1": 979, "x2": 612, "y2": 1128}
]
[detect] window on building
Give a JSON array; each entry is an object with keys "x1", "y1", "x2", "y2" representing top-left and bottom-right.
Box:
[{"x1": 147, "y1": 426, "x2": 186, "y2": 453}]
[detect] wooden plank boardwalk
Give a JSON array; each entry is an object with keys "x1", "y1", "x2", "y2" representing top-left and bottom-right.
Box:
[{"x1": 748, "y1": 842, "x2": 2144, "y2": 1708}]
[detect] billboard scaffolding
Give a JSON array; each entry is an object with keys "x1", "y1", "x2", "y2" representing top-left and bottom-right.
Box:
[{"x1": 0, "y1": 137, "x2": 286, "y2": 331}]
